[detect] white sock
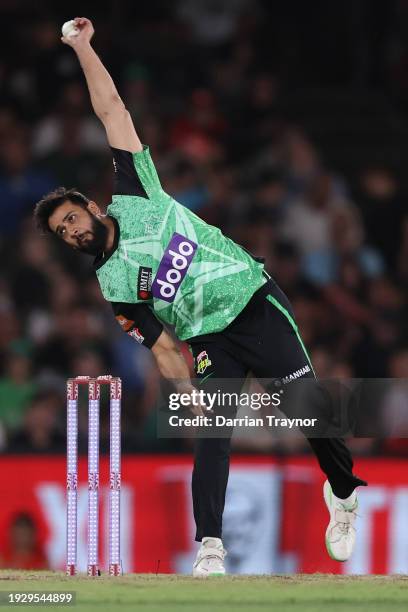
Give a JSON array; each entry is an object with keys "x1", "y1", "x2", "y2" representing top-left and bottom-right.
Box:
[
  {"x1": 334, "y1": 490, "x2": 357, "y2": 508},
  {"x1": 202, "y1": 537, "x2": 223, "y2": 548}
]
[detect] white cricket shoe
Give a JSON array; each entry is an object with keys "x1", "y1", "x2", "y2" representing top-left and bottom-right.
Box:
[
  {"x1": 324, "y1": 480, "x2": 358, "y2": 562},
  {"x1": 192, "y1": 537, "x2": 227, "y2": 577}
]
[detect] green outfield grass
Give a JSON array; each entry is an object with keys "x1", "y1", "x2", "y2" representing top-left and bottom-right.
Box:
[{"x1": 0, "y1": 572, "x2": 407, "y2": 612}]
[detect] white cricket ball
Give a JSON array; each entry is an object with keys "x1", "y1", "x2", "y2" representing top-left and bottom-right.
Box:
[{"x1": 61, "y1": 20, "x2": 80, "y2": 39}]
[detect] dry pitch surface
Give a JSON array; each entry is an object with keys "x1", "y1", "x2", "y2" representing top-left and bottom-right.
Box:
[{"x1": 0, "y1": 571, "x2": 407, "y2": 612}]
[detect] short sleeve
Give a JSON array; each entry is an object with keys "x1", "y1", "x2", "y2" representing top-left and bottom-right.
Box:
[
  {"x1": 111, "y1": 145, "x2": 163, "y2": 200},
  {"x1": 112, "y1": 301, "x2": 163, "y2": 349}
]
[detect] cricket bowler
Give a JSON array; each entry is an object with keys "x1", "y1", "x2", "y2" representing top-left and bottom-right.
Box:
[{"x1": 34, "y1": 18, "x2": 367, "y2": 576}]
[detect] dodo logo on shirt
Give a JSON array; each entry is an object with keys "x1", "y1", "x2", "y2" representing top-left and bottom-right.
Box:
[{"x1": 152, "y1": 233, "x2": 197, "y2": 302}]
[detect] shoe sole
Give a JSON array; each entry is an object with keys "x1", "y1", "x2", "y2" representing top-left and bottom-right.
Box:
[{"x1": 193, "y1": 572, "x2": 225, "y2": 578}]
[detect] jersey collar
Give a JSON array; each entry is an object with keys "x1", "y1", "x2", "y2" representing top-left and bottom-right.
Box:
[{"x1": 93, "y1": 215, "x2": 120, "y2": 271}]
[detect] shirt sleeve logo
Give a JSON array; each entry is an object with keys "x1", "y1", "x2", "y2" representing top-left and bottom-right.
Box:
[
  {"x1": 115, "y1": 315, "x2": 145, "y2": 344},
  {"x1": 152, "y1": 233, "x2": 197, "y2": 303},
  {"x1": 115, "y1": 314, "x2": 135, "y2": 332},
  {"x1": 128, "y1": 327, "x2": 145, "y2": 344},
  {"x1": 137, "y1": 266, "x2": 153, "y2": 300}
]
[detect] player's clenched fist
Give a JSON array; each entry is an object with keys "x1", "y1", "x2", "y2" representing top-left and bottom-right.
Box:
[{"x1": 61, "y1": 17, "x2": 94, "y2": 48}]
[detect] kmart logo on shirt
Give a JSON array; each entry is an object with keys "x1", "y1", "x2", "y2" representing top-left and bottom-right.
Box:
[{"x1": 152, "y1": 233, "x2": 197, "y2": 302}]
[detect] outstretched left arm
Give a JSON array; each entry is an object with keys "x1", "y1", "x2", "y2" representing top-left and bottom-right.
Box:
[{"x1": 62, "y1": 17, "x2": 143, "y2": 153}]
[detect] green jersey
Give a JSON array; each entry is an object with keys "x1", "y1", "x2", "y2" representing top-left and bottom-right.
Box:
[{"x1": 95, "y1": 146, "x2": 266, "y2": 341}]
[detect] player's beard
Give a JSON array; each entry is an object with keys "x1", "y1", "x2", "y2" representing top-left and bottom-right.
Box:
[{"x1": 76, "y1": 214, "x2": 108, "y2": 255}]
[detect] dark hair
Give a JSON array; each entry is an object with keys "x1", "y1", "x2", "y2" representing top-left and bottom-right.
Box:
[{"x1": 34, "y1": 187, "x2": 90, "y2": 234}]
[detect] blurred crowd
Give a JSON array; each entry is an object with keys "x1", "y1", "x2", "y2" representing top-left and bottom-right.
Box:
[{"x1": 0, "y1": 1, "x2": 408, "y2": 457}]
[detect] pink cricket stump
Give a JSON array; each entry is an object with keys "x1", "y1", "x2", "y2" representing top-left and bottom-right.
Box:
[
  {"x1": 87, "y1": 379, "x2": 100, "y2": 576},
  {"x1": 66, "y1": 375, "x2": 122, "y2": 577},
  {"x1": 107, "y1": 377, "x2": 122, "y2": 575},
  {"x1": 66, "y1": 379, "x2": 79, "y2": 576}
]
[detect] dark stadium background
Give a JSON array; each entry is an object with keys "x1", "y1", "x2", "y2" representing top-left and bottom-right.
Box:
[{"x1": 0, "y1": 0, "x2": 407, "y2": 573}]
